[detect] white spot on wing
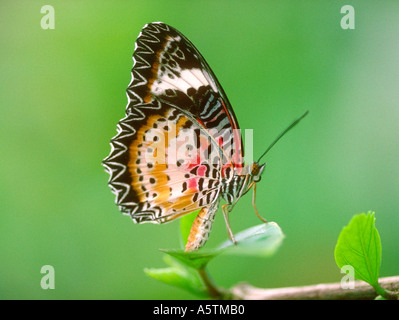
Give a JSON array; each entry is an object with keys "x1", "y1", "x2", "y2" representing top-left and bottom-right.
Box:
[{"x1": 152, "y1": 68, "x2": 211, "y2": 95}]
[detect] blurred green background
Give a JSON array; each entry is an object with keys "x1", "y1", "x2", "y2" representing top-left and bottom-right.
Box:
[{"x1": 1, "y1": 0, "x2": 398, "y2": 299}]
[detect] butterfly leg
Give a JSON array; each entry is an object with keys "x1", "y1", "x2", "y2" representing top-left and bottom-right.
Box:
[
  {"x1": 222, "y1": 204, "x2": 237, "y2": 245},
  {"x1": 252, "y1": 183, "x2": 268, "y2": 223}
]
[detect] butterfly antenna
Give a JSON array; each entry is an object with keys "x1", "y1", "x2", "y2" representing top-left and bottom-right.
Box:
[{"x1": 257, "y1": 110, "x2": 309, "y2": 163}]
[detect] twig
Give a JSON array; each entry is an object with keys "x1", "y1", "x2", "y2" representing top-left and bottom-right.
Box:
[
  {"x1": 197, "y1": 267, "x2": 223, "y2": 299},
  {"x1": 230, "y1": 276, "x2": 399, "y2": 300}
]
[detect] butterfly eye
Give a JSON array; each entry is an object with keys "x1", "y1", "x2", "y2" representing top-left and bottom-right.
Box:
[{"x1": 250, "y1": 163, "x2": 260, "y2": 176}]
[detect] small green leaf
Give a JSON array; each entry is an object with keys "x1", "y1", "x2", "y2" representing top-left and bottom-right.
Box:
[
  {"x1": 160, "y1": 248, "x2": 219, "y2": 270},
  {"x1": 334, "y1": 212, "x2": 382, "y2": 288},
  {"x1": 144, "y1": 255, "x2": 208, "y2": 297},
  {"x1": 163, "y1": 221, "x2": 284, "y2": 268},
  {"x1": 151, "y1": 222, "x2": 284, "y2": 297},
  {"x1": 217, "y1": 222, "x2": 284, "y2": 257}
]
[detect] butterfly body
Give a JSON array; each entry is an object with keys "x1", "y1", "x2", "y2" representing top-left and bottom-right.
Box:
[{"x1": 103, "y1": 22, "x2": 274, "y2": 251}]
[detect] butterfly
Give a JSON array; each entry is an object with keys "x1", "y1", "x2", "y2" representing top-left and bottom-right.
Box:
[{"x1": 102, "y1": 22, "x2": 308, "y2": 251}]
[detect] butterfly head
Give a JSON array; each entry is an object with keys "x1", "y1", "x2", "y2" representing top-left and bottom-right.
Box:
[
  {"x1": 231, "y1": 162, "x2": 265, "y2": 202},
  {"x1": 249, "y1": 162, "x2": 266, "y2": 183}
]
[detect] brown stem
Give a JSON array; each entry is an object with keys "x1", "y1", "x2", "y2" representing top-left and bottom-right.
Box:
[
  {"x1": 197, "y1": 267, "x2": 223, "y2": 299},
  {"x1": 230, "y1": 275, "x2": 399, "y2": 300}
]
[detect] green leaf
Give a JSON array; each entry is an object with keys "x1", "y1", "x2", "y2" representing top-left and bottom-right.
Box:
[
  {"x1": 217, "y1": 222, "x2": 284, "y2": 257},
  {"x1": 151, "y1": 222, "x2": 284, "y2": 297},
  {"x1": 144, "y1": 255, "x2": 208, "y2": 297},
  {"x1": 334, "y1": 212, "x2": 382, "y2": 288},
  {"x1": 163, "y1": 221, "x2": 284, "y2": 269},
  {"x1": 179, "y1": 210, "x2": 200, "y2": 249},
  {"x1": 160, "y1": 248, "x2": 219, "y2": 270}
]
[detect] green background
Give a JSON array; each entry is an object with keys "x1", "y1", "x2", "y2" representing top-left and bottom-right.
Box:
[{"x1": 1, "y1": 0, "x2": 398, "y2": 299}]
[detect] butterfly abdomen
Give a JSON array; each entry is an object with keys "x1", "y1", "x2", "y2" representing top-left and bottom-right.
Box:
[{"x1": 185, "y1": 202, "x2": 219, "y2": 251}]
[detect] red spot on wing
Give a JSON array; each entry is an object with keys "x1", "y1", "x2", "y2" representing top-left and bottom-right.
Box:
[{"x1": 188, "y1": 178, "x2": 198, "y2": 190}]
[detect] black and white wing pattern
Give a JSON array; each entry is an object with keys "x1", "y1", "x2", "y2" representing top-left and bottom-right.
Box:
[{"x1": 103, "y1": 22, "x2": 244, "y2": 225}]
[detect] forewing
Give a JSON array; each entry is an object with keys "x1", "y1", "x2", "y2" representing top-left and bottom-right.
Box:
[
  {"x1": 126, "y1": 22, "x2": 244, "y2": 168},
  {"x1": 103, "y1": 22, "x2": 243, "y2": 224}
]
